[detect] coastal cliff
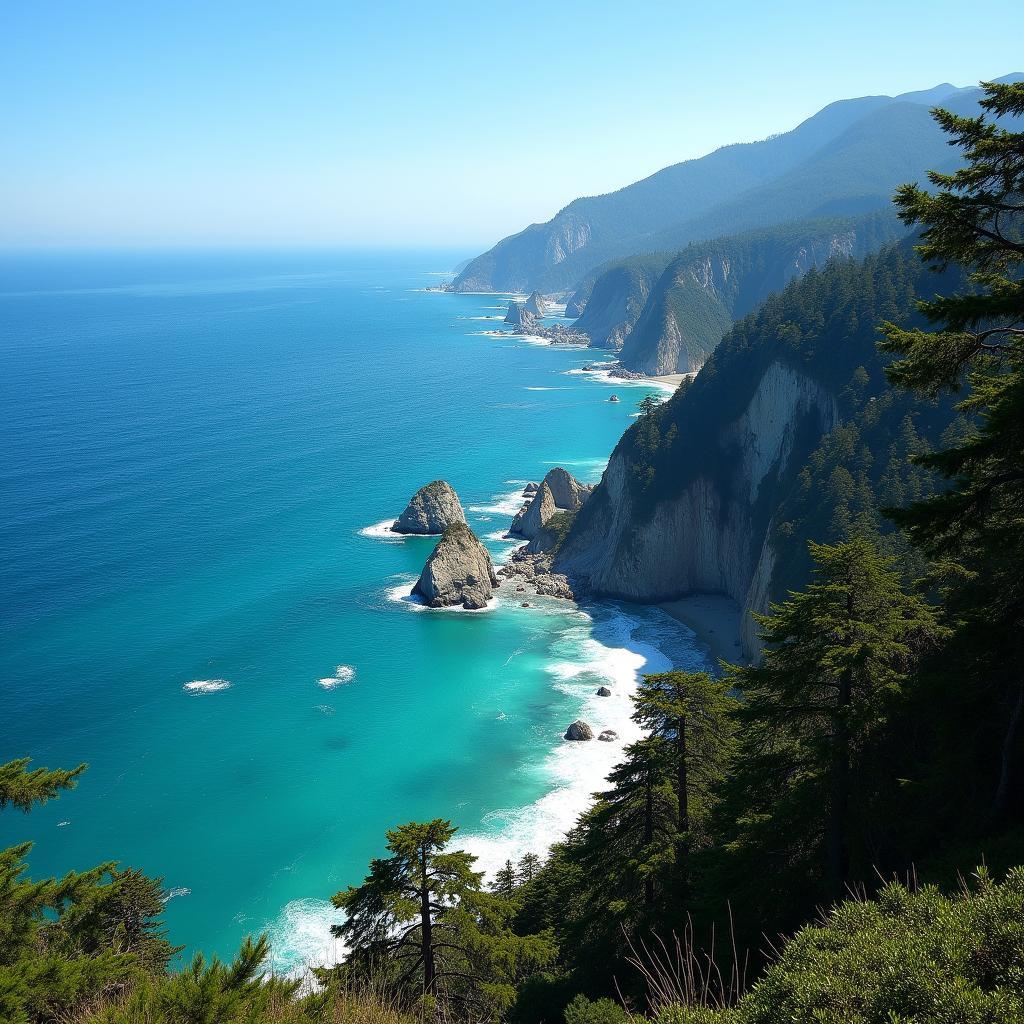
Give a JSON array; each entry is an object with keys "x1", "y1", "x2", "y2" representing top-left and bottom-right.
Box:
[
  {"x1": 554, "y1": 242, "x2": 960, "y2": 658},
  {"x1": 612, "y1": 212, "x2": 902, "y2": 375}
]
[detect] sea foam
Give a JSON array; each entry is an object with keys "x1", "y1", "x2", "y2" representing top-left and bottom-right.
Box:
[
  {"x1": 318, "y1": 665, "x2": 356, "y2": 689},
  {"x1": 183, "y1": 679, "x2": 231, "y2": 694}
]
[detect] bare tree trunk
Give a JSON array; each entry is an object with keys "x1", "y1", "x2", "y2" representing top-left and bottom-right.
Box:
[
  {"x1": 994, "y1": 683, "x2": 1024, "y2": 820},
  {"x1": 420, "y1": 845, "x2": 436, "y2": 995},
  {"x1": 677, "y1": 713, "x2": 689, "y2": 833}
]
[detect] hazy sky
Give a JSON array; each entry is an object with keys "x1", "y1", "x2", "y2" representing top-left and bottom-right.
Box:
[{"x1": 3, "y1": 0, "x2": 1022, "y2": 249}]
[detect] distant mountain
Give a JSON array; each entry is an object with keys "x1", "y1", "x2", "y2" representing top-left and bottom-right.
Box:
[{"x1": 450, "y1": 76, "x2": 1022, "y2": 295}]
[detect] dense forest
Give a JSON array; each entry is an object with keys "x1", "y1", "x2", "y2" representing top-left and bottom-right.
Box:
[{"x1": 2, "y1": 82, "x2": 1022, "y2": 1023}]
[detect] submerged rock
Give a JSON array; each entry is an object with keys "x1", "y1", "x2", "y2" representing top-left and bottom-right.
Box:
[
  {"x1": 412, "y1": 522, "x2": 499, "y2": 610},
  {"x1": 609, "y1": 394, "x2": 620, "y2": 403},
  {"x1": 596, "y1": 686, "x2": 612, "y2": 697},
  {"x1": 393, "y1": 480, "x2": 466, "y2": 535},
  {"x1": 524, "y1": 290, "x2": 547, "y2": 317},
  {"x1": 598, "y1": 729, "x2": 618, "y2": 742},
  {"x1": 564, "y1": 720, "x2": 593, "y2": 741}
]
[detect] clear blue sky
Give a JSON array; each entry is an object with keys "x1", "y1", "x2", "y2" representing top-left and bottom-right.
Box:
[{"x1": 3, "y1": 0, "x2": 1022, "y2": 249}]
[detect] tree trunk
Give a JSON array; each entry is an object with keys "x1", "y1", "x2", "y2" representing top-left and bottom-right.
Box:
[
  {"x1": 677, "y1": 713, "x2": 689, "y2": 832},
  {"x1": 643, "y1": 772, "x2": 655, "y2": 915},
  {"x1": 826, "y1": 667, "x2": 852, "y2": 903},
  {"x1": 994, "y1": 682, "x2": 1024, "y2": 820},
  {"x1": 420, "y1": 845, "x2": 436, "y2": 995}
]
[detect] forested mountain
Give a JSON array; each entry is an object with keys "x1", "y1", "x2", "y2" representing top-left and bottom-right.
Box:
[
  {"x1": 598, "y1": 210, "x2": 903, "y2": 373},
  {"x1": 450, "y1": 76, "x2": 1021, "y2": 294},
  {"x1": 555, "y1": 241, "x2": 956, "y2": 654}
]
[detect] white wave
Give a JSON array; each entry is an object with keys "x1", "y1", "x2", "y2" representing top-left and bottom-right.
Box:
[
  {"x1": 57, "y1": 820, "x2": 70, "y2": 827},
  {"x1": 183, "y1": 679, "x2": 231, "y2": 694},
  {"x1": 265, "y1": 897, "x2": 346, "y2": 978},
  {"x1": 358, "y1": 518, "x2": 404, "y2": 541},
  {"x1": 524, "y1": 386, "x2": 567, "y2": 391},
  {"x1": 469, "y1": 488, "x2": 527, "y2": 516},
  {"x1": 163, "y1": 887, "x2": 191, "y2": 902},
  {"x1": 318, "y1": 665, "x2": 356, "y2": 690},
  {"x1": 384, "y1": 579, "x2": 497, "y2": 614},
  {"x1": 460, "y1": 607, "x2": 677, "y2": 882}
]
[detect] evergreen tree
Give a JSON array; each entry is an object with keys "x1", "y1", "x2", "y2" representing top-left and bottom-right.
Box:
[
  {"x1": 516, "y1": 853, "x2": 540, "y2": 886},
  {"x1": 880, "y1": 80, "x2": 1024, "y2": 821},
  {"x1": 724, "y1": 537, "x2": 943, "y2": 903},
  {"x1": 0, "y1": 759, "x2": 177, "y2": 1024},
  {"x1": 490, "y1": 860, "x2": 518, "y2": 899},
  {"x1": 632, "y1": 671, "x2": 737, "y2": 834},
  {"x1": 333, "y1": 820, "x2": 554, "y2": 1019}
]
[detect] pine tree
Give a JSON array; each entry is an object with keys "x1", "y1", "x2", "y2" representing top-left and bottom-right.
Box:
[
  {"x1": 491, "y1": 860, "x2": 518, "y2": 899},
  {"x1": 333, "y1": 820, "x2": 554, "y2": 1018},
  {"x1": 631, "y1": 671, "x2": 736, "y2": 834},
  {"x1": 0, "y1": 758, "x2": 177, "y2": 1023},
  {"x1": 725, "y1": 537, "x2": 943, "y2": 902},
  {"x1": 879, "y1": 80, "x2": 1024, "y2": 820},
  {"x1": 516, "y1": 853, "x2": 541, "y2": 886}
]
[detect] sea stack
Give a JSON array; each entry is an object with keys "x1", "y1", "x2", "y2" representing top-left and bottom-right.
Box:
[
  {"x1": 412, "y1": 522, "x2": 499, "y2": 610},
  {"x1": 392, "y1": 480, "x2": 466, "y2": 535},
  {"x1": 504, "y1": 301, "x2": 538, "y2": 331},
  {"x1": 509, "y1": 467, "x2": 593, "y2": 540},
  {"x1": 524, "y1": 291, "x2": 547, "y2": 317}
]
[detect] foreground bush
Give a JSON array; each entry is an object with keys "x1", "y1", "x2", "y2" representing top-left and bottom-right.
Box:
[{"x1": 654, "y1": 869, "x2": 1024, "y2": 1024}]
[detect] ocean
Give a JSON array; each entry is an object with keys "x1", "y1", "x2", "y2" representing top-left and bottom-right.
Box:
[{"x1": 0, "y1": 249, "x2": 713, "y2": 974}]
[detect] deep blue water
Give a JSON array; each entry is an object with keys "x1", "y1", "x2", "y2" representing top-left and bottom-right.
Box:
[{"x1": 0, "y1": 249, "x2": 711, "y2": 972}]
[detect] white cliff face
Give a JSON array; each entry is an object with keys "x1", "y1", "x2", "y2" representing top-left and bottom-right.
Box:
[{"x1": 556, "y1": 361, "x2": 837, "y2": 657}]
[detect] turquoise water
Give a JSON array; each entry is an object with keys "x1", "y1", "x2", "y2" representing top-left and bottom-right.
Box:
[{"x1": 0, "y1": 250, "x2": 711, "y2": 972}]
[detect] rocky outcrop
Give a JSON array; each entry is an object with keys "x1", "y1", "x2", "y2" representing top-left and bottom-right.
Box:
[
  {"x1": 524, "y1": 291, "x2": 547, "y2": 316},
  {"x1": 565, "y1": 720, "x2": 593, "y2": 741},
  {"x1": 412, "y1": 522, "x2": 499, "y2": 610},
  {"x1": 555, "y1": 360, "x2": 838, "y2": 658},
  {"x1": 598, "y1": 729, "x2": 618, "y2": 741},
  {"x1": 597, "y1": 686, "x2": 612, "y2": 697},
  {"x1": 504, "y1": 302, "x2": 538, "y2": 330},
  {"x1": 509, "y1": 468, "x2": 593, "y2": 540},
  {"x1": 393, "y1": 481, "x2": 466, "y2": 535}
]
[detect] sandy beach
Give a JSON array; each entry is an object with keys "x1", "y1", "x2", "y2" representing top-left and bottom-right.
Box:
[
  {"x1": 659, "y1": 593, "x2": 746, "y2": 670},
  {"x1": 650, "y1": 372, "x2": 697, "y2": 389}
]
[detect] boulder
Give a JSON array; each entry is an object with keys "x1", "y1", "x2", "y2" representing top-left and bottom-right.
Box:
[
  {"x1": 598, "y1": 729, "x2": 618, "y2": 742},
  {"x1": 522, "y1": 482, "x2": 539, "y2": 497},
  {"x1": 596, "y1": 686, "x2": 612, "y2": 697},
  {"x1": 412, "y1": 522, "x2": 499, "y2": 610},
  {"x1": 504, "y1": 302, "x2": 538, "y2": 330},
  {"x1": 509, "y1": 468, "x2": 593, "y2": 540},
  {"x1": 393, "y1": 481, "x2": 466, "y2": 535},
  {"x1": 524, "y1": 291, "x2": 547, "y2": 317},
  {"x1": 564, "y1": 720, "x2": 593, "y2": 741},
  {"x1": 609, "y1": 394, "x2": 620, "y2": 403}
]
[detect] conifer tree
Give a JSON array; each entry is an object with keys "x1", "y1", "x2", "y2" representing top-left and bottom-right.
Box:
[
  {"x1": 333, "y1": 820, "x2": 554, "y2": 1018},
  {"x1": 880, "y1": 80, "x2": 1024, "y2": 820},
  {"x1": 725, "y1": 537, "x2": 943, "y2": 901},
  {"x1": 632, "y1": 671, "x2": 737, "y2": 833},
  {"x1": 516, "y1": 853, "x2": 541, "y2": 886},
  {"x1": 491, "y1": 860, "x2": 518, "y2": 899}
]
